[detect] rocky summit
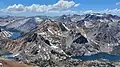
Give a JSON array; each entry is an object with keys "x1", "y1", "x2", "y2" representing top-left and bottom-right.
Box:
[{"x1": 0, "y1": 13, "x2": 120, "y2": 67}]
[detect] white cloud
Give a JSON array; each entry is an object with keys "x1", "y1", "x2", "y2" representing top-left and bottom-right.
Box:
[
  {"x1": 7, "y1": 4, "x2": 24, "y2": 12},
  {"x1": 104, "y1": 8, "x2": 120, "y2": 14},
  {"x1": 79, "y1": 9, "x2": 120, "y2": 15},
  {"x1": 4, "y1": 0, "x2": 80, "y2": 13},
  {"x1": 61, "y1": 10, "x2": 78, "y2": 14},
  {"x1": 53, "y1": 0, "x2": 79, "y2": 9},
  {"x1": 83, "y1": 10, "x2": 94, "y2": 14},
  {"x1": 74, "y1": 4, "x2": 80, "y2": 7},
  {"x1": 3, "y1": 0, "x2": 120, "y2": 16},
  {"x1": 116, "y1": 2, "x2": 120, "y2": 5},
  {"x1": 45, "y1": 10, "x2": 78, "y2": 16}
]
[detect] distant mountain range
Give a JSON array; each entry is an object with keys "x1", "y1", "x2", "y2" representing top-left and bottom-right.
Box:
[{"x1": 0, "y1": 13, "x2": 120, "y2": 67}]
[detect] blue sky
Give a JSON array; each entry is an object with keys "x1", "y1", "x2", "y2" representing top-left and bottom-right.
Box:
[{"x1": 0, "y1": 0, "x2": 120, "y2": 16}]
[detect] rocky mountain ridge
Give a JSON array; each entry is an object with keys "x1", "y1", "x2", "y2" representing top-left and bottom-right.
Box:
[{"x1": 0, "y1": 13, "x2": 120, "y2": 67}]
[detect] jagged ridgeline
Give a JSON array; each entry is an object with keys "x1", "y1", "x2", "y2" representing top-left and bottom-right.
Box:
[{"x1": 0, "y1": 13, "x2": 120, "y2": 67}]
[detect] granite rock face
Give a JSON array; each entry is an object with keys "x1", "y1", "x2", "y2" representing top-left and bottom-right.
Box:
[{"x1": 0, "y1": 13, "x2": 120, "y2": 66}]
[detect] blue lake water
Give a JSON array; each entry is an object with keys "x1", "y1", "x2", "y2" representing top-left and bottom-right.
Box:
[
  {"x1": 10, "y1": 32, "x2": 21, "y2": 39},
  {"x1": 0, "y1": 26, "x2": 22, "y2": 39},
  {"x1": 4, "y1": 52, "x2": 120, "y2": 61},
  {"x1": 1, "y1": 49, "x2": 120, "y2": 61},
  {"x1": 71, "y1": 52, "x2": 120, "y2": 61},
  {"x1": 2, "y1": 51, "x2": 13, "y2": 56},
  {"x1": 1, "y1": 51, "x2": 21, "y2": 61},
  {"x1": 7, "y1": 56, "x2": 21, "y2": 61}
]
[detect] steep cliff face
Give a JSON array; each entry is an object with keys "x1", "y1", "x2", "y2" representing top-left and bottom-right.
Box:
[
  {"x1": 0, "y1": 19, "x2": 94, "y2": 66},
  {"x1": 0, "y1": 14, "x2": 120, "y2": 67}
]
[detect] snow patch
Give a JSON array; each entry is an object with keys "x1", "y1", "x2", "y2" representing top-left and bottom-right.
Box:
[{"x1": 62, "y1": 23, "x2": 70, "y2": 31}]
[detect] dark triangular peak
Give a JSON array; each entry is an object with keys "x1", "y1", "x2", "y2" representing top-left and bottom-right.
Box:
[
  {"x1": 24, "y1": 33, "x2": 51, "y2": 46},
  {"x1": 0, "y1": 28, "x2": 1, "y2": 32},
  {"x1": 59, "y1": 22, "x2": 69, "y2": 31},
  {"x1": 73, "y1": 33, "x2": 88, "y2": 44}
]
